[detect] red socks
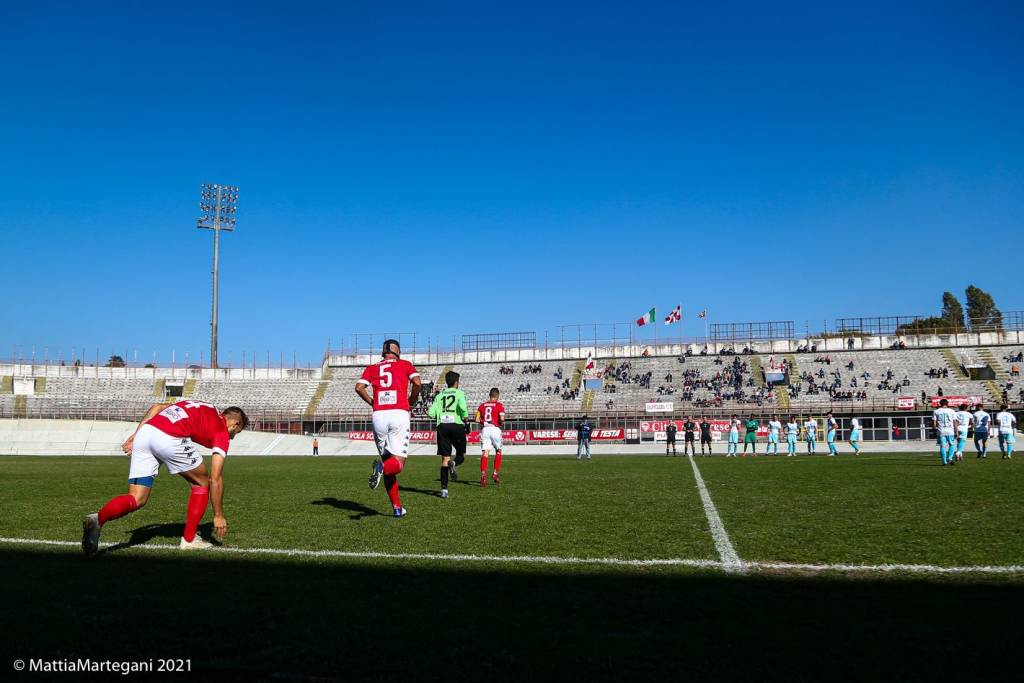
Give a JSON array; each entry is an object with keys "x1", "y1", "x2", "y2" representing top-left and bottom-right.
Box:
[
  {"x1": 382, "y1": 456, "x2": 404, "y2": 508},
  {"x1": 494, "y1": 450, "x2": 502, "y2": 473},
  {"x1": 382, "y1": 456, "x2": 404, "y2": 476},
  {"x1": 384, "y1": 476, "x2": 401, "y2": 508},
  {"x1": 480, "y1": 454, "x2": 489, "y2": 473},
  {"x1": 98, "y1": 494, "x2": 138, "y2": 526},
  {"x1": 183, "y1": 486, "x2": 210, "y2": 542}
]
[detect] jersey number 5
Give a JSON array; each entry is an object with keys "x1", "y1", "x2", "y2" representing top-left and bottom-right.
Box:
[{"x1": 379, "y1": 363, "x2": 393, "y2": 388}]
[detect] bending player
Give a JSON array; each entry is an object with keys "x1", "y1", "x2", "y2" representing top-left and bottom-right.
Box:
[
  {"x1": 357, "y1": 339, "x2": 421, "y2": 517},
  {"x1": 82, "y1": 400, "x2": 248, "y2": 556},
  {"x1": 476, "y1": 387, "x2": 506, "y2": 485},
  {"x1": 428, "y1": 370, "x2": 468, "y2": 499}
]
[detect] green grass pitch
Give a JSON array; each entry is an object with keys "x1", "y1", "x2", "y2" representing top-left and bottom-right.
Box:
[{"x1": 1, "y1": 453, "x2": 1022, "y2": 681}]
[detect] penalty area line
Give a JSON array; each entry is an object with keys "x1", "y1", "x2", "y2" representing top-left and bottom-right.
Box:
[{"x1": 1, "y1": 536, "x2": 1022, "y2": 575}]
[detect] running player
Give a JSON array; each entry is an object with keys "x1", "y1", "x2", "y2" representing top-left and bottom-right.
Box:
[
  {"x1": 848, "y1": 417, "x2": 861, "y2": 455},
  {"x1": 358, "y1": 339, "x2": 422, "y2": 517},
  {"x1": 767, "y1": 415, "x2": 782, "y2": 455},
  {"x1": 665, "y1": 421, "x2": 678, "y2": 456},
  {"x1": 428, "y1": 370, "x2": 468, "y2": 499},
  {"x1": 727, "y1": 416, "x2": 740, "y2": 457},
  {"x1": 81, "y1": 400, "x2": 249, "y2": 556},
  {"x1": 785, "y1": 415, "x2": 799, "y2": 456},
  {"x1": 932, "y1": 398, "x2": 958, "y2": 466},
  {"x1": 953, "y1": 405, "x2": 973, "y2": 462},
  {"x1": 742, "y1": 416, "x2": 759, "y2": 456},
  {"x1": 804, "y1": 416, "x2": 818, "y2": 454},
  {"x1": 683, "y1": 416, "x2": 697, "y2": 456},
  {"x1": 825, "y1": 411, "x2": 839, "y2": 456},
  {"x1": 973, "y1": 403, "x2": 991, "y2": 458},
  {"x1": 476, "y1": 387, "x2": 506, "y2": 485},
  {"x1": 995, "y1": 404, "x2": 1017, "y2": 459},
  {"x1": 698, "y1": 416, "x2": 713, "y2": 455}
]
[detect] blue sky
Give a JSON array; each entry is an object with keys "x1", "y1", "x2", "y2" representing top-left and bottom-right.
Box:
[{"x1": 1, "y1": 1, "x2": 1021, "y2": 365}]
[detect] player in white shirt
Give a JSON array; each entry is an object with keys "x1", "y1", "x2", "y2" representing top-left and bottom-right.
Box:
[
  {"x1": 825, "y1": 411, "x2": 839, "y2": 456},
  {"x1": 785, "y1": 416, "x2": 799, "y2": 457},
  {"x1": 995, "y1": 404, "x2": 1017, "y2": 459},
  {"x1": 767, "y1": 416, "x2": 782, "y2": 456},
  {"x1": 972, "y1": 404, "x2": 991, "y2": 458},
  {"x1": 803, "y1": 417, "x2": 818, "y2": 454},
  {"x1": 727, "y1": 416, "x2": 740, "y2": 457},
  {"x1": 953, "y1": 407, "x2": 973, "y2": 462},
  {"x1": 848, "y1": 417, "x2": 861, "y2": 455},
  {"x1": 932, "y1": 398, "x2": 958, "y2": 466}
]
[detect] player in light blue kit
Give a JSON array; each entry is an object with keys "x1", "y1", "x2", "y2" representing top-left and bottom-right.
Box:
[
  {"x1": 825, "y1": 411, "x2": 839, "y2": 456},
  {"x1": 804, "y1": 417, "x2": 817, "y2": 454},
  {"x1": 972, "y1": 403, "x2": 991, "y2": 458},
  {"x1": 848, "y1": 417, "x2": 861, "y2": 455},
  {"x1": 767, "y1": 415, "x2": 782, "y2": 456},
  {"x1": 932, "y1": 398, "x2": 958, "y2": 466},
  {"x1": 953, "y1": 406, "x2": 973, "y2": 462},
  {"x1": 727, "y1": 416, "x2": 740, "y2": 457},
  {"x1": 785, "y1": 416, "x2": 799, "y2": 457},
  {"x1": 995, "y1": 405, "x2": 1017, "y2": 459}
]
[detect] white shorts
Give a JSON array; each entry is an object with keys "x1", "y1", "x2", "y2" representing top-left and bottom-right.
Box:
[
  {"x1": 481, "y1": 425, "x2": 503, "y2": 451},
  {"x1": 372, "y1": 409, "x2": 411, "y2": 457},
  {"x1": 128, "y1": 424, "x2": 205, "y2": 480}
]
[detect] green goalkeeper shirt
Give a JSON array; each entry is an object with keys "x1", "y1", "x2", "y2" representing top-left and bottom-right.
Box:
[{"x1": 428, "y1": 387, "x2": 468, "y2": 426}]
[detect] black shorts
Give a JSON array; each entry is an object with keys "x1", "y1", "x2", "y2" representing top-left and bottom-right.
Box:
[
  {"x1": 700, "y1": 433, "x2": 712, "y2": 444},
  {"x1": 666, "y1": 434, "x2": 676, "y2": 443},
  {"x1": 684, "y1": 432, "x2": 695, "y2": 442},
  {"x1": 436, "y1": 423, "x2": 467, "y2": 457}
]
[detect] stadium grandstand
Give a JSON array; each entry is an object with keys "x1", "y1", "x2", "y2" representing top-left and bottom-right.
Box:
[{"x1": 2, "y1": 319, "x2": 1022, "y2": 446}]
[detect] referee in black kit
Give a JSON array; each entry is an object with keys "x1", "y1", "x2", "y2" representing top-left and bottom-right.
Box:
[{"x1": 665, "y1": 421, "x2": 677, "y2": 455}]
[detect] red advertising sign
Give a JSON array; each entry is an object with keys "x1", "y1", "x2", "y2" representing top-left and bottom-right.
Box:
[
  {"x1": 467, "y1": 430, "x2": 529, "y2": 444},
  {"x1": 929, "y1": 396, "x2": 983, "y2": 409},
  {"x1": 348, "y1": 431, "x2": 436, "y2": 442}
]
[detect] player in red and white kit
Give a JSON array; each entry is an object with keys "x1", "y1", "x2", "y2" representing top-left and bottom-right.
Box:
[
  {"x1": 476, "y1": 387, "x2": 506, "y2": 486},
  {"x1": 81, "y1": 400, "x2": 249, "y2": 556},
  {"x1": 356, "y1": 339, "x2": 421, "y2": 517}
]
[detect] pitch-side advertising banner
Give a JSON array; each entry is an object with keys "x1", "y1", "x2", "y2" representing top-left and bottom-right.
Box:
[{"x1": 929, "y1": 396, "x2": 983, "y2": 408}]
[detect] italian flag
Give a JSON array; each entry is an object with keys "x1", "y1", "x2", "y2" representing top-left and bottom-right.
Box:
[{"x1": 636, "y1": 307, "x2": 656, "y2": 326}]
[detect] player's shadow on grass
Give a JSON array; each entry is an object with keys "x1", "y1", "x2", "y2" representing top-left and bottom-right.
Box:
[
  {"x1": 311, "y1": 497, "x2": 381, "y2": 519},
  {"x1": 102, "y1": 522, "x2": 216, "y2": 554}
]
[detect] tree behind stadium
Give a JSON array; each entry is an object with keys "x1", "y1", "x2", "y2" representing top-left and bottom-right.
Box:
[
  {"x1": 941, "y1": 292, "x2": 965, "y2": 330},
  {"x1": 965, "y1": 285, "x2": 1003, "y2": 330}
]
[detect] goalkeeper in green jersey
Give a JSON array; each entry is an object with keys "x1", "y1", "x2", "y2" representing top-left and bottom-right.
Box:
[{"x1": 428, "y1": 370, "x2": 469, "y2": 499}]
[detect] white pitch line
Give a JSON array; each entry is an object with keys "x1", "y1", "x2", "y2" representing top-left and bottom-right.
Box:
[
  {"x1": 686, "y1": 454, "x2": 744, "y2": 572},
  {"x1": 1, "y1": 537, "x2": 1023, "y2": 575}
]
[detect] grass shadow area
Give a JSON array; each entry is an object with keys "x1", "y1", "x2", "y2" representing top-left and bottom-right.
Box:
[{"x1": 1, "y1": 548, "x2": 1020, "y2": 681}]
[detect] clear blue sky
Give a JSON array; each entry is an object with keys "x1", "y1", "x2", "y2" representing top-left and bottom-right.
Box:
[{"x1": 2, "y1": 1, "x2": 1021, "y2": 365}]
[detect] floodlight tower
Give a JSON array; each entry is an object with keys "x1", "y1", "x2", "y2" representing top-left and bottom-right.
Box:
[{"x1": 197, "y1": 183, "x2": 239, "y2": 369}]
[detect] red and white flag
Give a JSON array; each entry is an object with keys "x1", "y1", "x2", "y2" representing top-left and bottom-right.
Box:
[
  {"x1": 585, "y1": 351, "x2": 595, "y2": 370},
  {"x1": 664, "y1": 305, "x2": 682, "y2": 325},
  {"x1": 697, "y1": 309, "x2": 708, "y2": 319}
]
